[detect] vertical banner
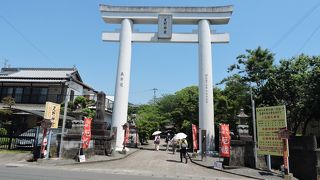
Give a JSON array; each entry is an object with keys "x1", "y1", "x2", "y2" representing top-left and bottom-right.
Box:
[
  {"x1": 81, "y1": 117, "x2": 92, "y2": 149},
  {"x1": 40, "y1": 128, "x2": 48, "y2": 158},
  {"x1": 124, "y1": 126, "x2": 129, "y2": 145},
  {"x1": 219, "y1": 124, "x2": 230, "y2": 158},
  {"x1": 44, "y1": 102, "x2": 61, "y2": 129},
  {"x1": 283, "y1": 138, "x2": 289, "y2": 173},
  {"x1": 192, "y1": 124, "x2": 198, "y2": 150}
]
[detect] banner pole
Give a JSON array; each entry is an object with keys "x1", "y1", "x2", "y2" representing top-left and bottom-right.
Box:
[{"x1": 267, "y1": 155, "x2": 272, "y2": 171}]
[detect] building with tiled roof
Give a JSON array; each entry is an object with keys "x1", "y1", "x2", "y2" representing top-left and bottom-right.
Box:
[{"x1": 0, "y1": 67, "x2": 97, "y2": 110}]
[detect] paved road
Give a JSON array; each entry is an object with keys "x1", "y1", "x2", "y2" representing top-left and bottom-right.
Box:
[
  {"x1": 0, "y1": 165, "x2": 188, "y2": 180},
  {"x1": 0, "y1": 149, "x2": 253, "y2": 179},
  {"x1": 59, "y1": 149, "x2": 251, "y2": 180}
]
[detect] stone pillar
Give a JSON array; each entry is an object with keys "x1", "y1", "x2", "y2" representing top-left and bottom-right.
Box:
[
  {"x1": 198, "y1": 19, "x2": 215, "y2": 152},
  {"x1": 111, "y1": 18, "x2": 133, "y2": 151},
  {"x1": 91, "y1": 92, "x2": 109, "y2": 155}
]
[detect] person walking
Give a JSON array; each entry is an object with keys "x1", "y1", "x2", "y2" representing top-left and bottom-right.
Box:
[
  {"x1": 171, "y1": 135, "x2": 177, "y2": 154},
  {"x1": 154, "y1": 135, "x2": 161, "y2": 151},
  {"x1": 165, "y1": 133, "x2": 171, "y2": 151},
  {"x1": 179, "y1": 138, "x2": 188, "y2": 163}
]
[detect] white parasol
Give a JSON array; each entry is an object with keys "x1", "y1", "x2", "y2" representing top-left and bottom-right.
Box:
[
  {"x1": 173, "y1": 132, "x2": 187, "y2": 140},
  {"x1": 152, "y1": 131, "x2": 162, "y2": 136}
]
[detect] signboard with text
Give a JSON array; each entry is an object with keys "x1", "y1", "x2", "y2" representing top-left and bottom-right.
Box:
[
  {"x1": 44, "y1": 102, "x2": 61, "y2": 128},
  {"x1": 158, "y1": 14, "x2": 172, "y2": 39},
  {"x1": 256, "y1": 105, "x2": 287, "y2": 156}
]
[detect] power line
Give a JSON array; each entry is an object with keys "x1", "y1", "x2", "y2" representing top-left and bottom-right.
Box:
[
  {"x1": 271, "y1": 1, "x2": 320, "y2": 50},
  {"x1": 129, "y1": 89, "x2": 153, "y2": 94},
  {"x1": 0, "y1": 15, "x2": 57, "y2": 66},
  {"x1": 295, "y1": 22, "x2": 320, "y2": 55}
]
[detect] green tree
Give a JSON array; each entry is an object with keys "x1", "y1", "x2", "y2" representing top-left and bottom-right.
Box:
[
  {"x1": 0, "y1": 96, "x2": 15, "y2": 127},
  {"x1": 73, "y1": 96, "x2": 87, "y2": 109},
  {"x1": 217, "y1": 75, "x2": 251, "y2": 132},
  {"x1": 229, "y1": 47, "x2": 275, "y2": 107},
  {"x1": 1, "y1": 96, "x2": 15, "y2": 108},
  {"x1": 135, "y1": 104, "x2": 162, "y2": 140},
  {"x1": 62, "y1": 96, "x2": 96, "y2": 118},
  {"x1": 264, "y1": 54, "x2": 320, "y2": 135}
]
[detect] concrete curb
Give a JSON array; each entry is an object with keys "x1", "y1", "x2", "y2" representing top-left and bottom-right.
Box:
[
  {"x1": 36, "y1": 148, "x2": 140, "y2": 166},
  {"x1": 188, "y1": 155, "x2": 264, "y2": 180},
  {"x1": 70, "y1": 148, "x2": 140, "y2": 166}
]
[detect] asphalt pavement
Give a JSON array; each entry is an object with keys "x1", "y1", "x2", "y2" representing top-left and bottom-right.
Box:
[{"x1": 0, "y1": 139, "x2": 296, "y2": 179}]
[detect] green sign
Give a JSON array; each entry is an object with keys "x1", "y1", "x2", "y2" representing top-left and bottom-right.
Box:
[{"x1": 256, "y1": 105, "x2": 286, "y2": 156}]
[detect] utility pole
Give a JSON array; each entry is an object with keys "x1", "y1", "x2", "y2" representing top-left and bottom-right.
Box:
[
  {"x1": 59, "y1": 80, "x2": 70, "y2": 158},
  {"x1": 152, "y1": 88, "x2": 158, "y2": 104},
  {"x1": 250, "y1": 86, "x2": 258, "y2": 168},
  {"x1": 1, "y1": 59, "x2": 9, "y2": 68}
]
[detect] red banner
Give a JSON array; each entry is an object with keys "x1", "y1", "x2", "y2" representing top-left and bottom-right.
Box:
[
  {"x1": 219, "y1": 124, "x2": 231, "y2": 157},
  {"x1": 192, "y1": 124, "x2": 198, "y2": 150},
  {"x1": 40, "y1": 128, "x2": 48, "y2": 157},
  {"x1": 81, "y1": 117, "x2": 92, "y2": 149},
  {"x1": 124, "y1": 126, "x2": 129, "y2": 145}
]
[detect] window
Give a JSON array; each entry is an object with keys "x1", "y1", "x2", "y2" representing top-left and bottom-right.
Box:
[
  {"x1": 7, "y1": 88, "x2": 13, "y2": 97},
  {"x1": 39, "y1": 88, "x2": 48, "y2": 103},
  {"x1": 70, "y1": 90, "x2": 75, "y2": 101},
  {"x1": 30, "y1": 87, "x2": 48, "y2": 103},
  {"x1": 1, "y1": 86, "x2": 49, "y2": 104},
  {"x1": 14, "y1": 88, "x2": 23, "y2": 103},
  {"x1": 22, "y1": 87, "x2": 31, "y2": 103}
]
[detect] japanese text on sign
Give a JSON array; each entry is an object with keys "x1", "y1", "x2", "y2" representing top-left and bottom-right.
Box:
[
  {"x1": 219, "y1": 124, "x2": 230, "y2": 158},
  {"x1": 44, "y1": 102, "x2": 61, "y2": 129},
  {"x1": 81, "y1": 117, "x2": 92, "y2": 149},
  {"x1": 256, "y1": 105, "x2": 287, "y2": 156},
  {"x1": 158, "y1": 14, "x2": 172, "y2": 39}
]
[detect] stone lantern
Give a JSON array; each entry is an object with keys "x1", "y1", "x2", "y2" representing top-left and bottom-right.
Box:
[{"x1": 236, "y1": 109, "x2": 250, "y2": 140}]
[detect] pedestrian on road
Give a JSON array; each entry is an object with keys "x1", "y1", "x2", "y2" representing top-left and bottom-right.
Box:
[
  {"x1": 165, "y1": 133, "x2": 171, "y2": 151},
  {"x1": 171, "y1": 136, "x2": 177, "y2": 154},
  {"x1": 179, "y1": 138, "x2": 188, "y2": 163},
  {"x1": 154, "y1": 135, "x2": 161, "y2": 151}
]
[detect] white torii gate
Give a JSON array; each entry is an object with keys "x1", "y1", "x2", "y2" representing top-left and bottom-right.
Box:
[{"x1": 100, "y1": 5, "x2": 233, "y2": 153}]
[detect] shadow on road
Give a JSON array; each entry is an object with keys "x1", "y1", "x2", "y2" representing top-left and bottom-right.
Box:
[
  {"x1": 259, "y1": 171, "x2": 283, "y2": 178},
  {"x1": 166, "y1": 159, "x2": 182, "y2": 163}
]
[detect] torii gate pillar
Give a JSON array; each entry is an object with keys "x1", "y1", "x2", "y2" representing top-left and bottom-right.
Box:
[
  {"x1": 198, "y1": 19, "x2": 215, "y2": 150},
  {"x1": 100, "y1": 5, "x2": 233, "y2": 153}
]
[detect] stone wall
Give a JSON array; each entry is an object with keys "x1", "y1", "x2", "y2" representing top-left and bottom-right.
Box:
[
  {"x1": 229, "y1": 140, "x2": 255, "y2": 168},
  {"x1": 288, "y1": 136, "x2": 319, "y2": 180}
]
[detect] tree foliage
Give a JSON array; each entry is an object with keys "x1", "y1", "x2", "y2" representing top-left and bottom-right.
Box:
[
  {"x1": 62, "y1": 96, "x2": 96, "y2": 118},
  {"x1": 134, "y1": 46, "x2": 320, "y2": 140},
  {"x1": 227, "y1": 47, "x2": 320, "y2": 135},
  {"x1": 1, "y1": 96, "x2": 15, "y2": 108},
  {"x1": 263, "y1": 54, "x2": 320, "y2": 134}
]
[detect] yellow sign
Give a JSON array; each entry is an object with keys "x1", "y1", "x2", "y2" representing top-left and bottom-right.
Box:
[
  {"x1": 256, "y1": 105, "x2": 286, "y2": 156},
  {"x1": 44, "y1": 102, "x2": 61, "y2": 129}
]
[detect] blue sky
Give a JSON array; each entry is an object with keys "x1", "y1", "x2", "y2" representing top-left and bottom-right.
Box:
[{"x1": 1, "y1": 1, "x2": 320, "y2": 104}]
